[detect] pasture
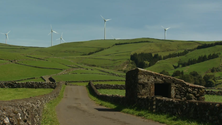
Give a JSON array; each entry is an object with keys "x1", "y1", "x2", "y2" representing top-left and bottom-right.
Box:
[{"x1": 0, "y1": 88, "x2": 53, "y2": 101}]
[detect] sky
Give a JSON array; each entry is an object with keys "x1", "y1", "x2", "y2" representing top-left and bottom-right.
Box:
[{"x1": 0, "y1": 0, "x2": 222, "y2": 47}]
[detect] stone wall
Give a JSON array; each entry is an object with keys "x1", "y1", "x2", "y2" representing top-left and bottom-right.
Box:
[
  {"x1": 205, "y1": 90, "x2": 222, "y2": 96},
  {"x1": 0, "y1": 82, "x2": 63, "y2": 125},
  {"x1": 155, "y1": 97, "x2": 222, "y2": 124},
  {"x1": 94, "y1": 84, "x2": 125, "y2": 90},
  {"x1": 0, "y1": 81, "x2": 56, "y2": 89},
  {"x1": 88, "y1": 81, "x2": 126, "y2": 105}
]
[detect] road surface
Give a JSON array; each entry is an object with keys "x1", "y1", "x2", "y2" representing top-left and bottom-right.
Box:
[{"x1": 56, "y1": 86, "x2": 165, "y2": 125}]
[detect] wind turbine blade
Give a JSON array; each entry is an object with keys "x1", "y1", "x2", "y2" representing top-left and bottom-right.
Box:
[
  {"x1": 53, "y1": 30, "x2": 58, "y2": 34},
  {"x1": 106, "y1": 19, "x2": 111, "y2": 21},
  {"x1": 166, "y1": 27, "x2": 170, "y2": 30},
  {"x1": 62, "y1": 38, "x2": 66, "y2": 42},
  {"x1": 7, "y1": 31, "x2": 10, "y2": 34},
  {"x1": 100, "y1": 15, "x2": 105, "y2": 20},
  {"x1": 56, "y1": 38, "x2": 60, "y2": 40},
  {"x1": 161, "y1": 26, "x2": 165, "y2": 29},
  {"x1": 0, "y1": 33, "x2": 4, "y2": 35}
]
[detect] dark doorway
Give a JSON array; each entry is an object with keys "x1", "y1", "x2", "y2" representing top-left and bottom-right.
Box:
[{"x1": 155, "y1": 84, "x2": 171, "y2": 98}]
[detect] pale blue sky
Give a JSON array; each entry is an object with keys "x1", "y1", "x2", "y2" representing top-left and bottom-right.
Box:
[{"x1": 0, "y1": 0, "x2": 222, "y2": 47}]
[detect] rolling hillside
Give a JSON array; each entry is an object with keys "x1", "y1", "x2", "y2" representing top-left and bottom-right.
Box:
[{"x1": 0, "y1": 38, "x2": 221, "y2": 87}]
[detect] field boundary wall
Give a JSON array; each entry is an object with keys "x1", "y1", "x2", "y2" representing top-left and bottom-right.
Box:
[{"x1": 0, "y1": 81, "x2": 63, "y2": 125}]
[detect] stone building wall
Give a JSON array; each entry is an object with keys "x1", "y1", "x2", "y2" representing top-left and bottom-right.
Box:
[
  {"x1": 0, "y1": 81, "x2": 63, "y2": 125},
  {"x1": 125, "y1": 68, "x2": 205, "y2": 105}
]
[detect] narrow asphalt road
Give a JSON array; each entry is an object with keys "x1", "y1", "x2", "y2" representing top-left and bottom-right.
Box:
[{"x1": 56, "y1": 86, "x2": 165, "y2": 125}]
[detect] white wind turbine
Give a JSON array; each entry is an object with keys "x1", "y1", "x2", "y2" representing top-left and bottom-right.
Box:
[
  {"x1": 101, "y1": 15, "x2": 111, "y2": 40},
  {"x1": 48, "y1": 25, "x2": 58, "y2": 46},
  {"x1": 57, "y1": 33, "x2": 65, "y2": 43},
  {"x1": 161, "y1": 26, "x2": 170, "y2": 40},
  {"x1": 1, "y1": 31, "x2": 10, "y2": 44}
]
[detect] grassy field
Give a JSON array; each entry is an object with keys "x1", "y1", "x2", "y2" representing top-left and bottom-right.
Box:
[
  {"x1": 0, "y1": 64, "x2": 61, "y2": 81},
  {"x1": 18, "y1": 60, "x2": 70, "y2": 69},
  {"x1": 71, "y1": 69, "x2": 106, "y2": 74},
  {"x1": 53, "y1": 74, "x2": 124, "y2": 82},
  {"x1": 0, "y1": 88, "x2": 53, "y2": 100}
]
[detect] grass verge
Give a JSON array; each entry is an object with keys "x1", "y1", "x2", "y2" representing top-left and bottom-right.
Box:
[
  {"x1": 41, "y1": 84, "x2": 66, "y2": 125},
  {"x1": 86, "y1": 85, "x2": 211, "y2": 125}
]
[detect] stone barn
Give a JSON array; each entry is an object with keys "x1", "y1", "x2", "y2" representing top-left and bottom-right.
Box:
[{"x1": 125, "y1": 68, "x2": 205, "y2": 104}]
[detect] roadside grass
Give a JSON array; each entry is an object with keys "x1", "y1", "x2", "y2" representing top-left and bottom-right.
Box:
[
  {"x1": 53, "y1": 74, "x2": 124, "y2": 82},
  {"x1": 86, "y1": 86, "x2": 209, "y2": 125},
  {"x1": 18, "y1": 60, "x2": 70, "y2": 69},
  {"x1": 41, "y1": 84, "x2": 66, "y2": 125},
  {"x1": 0, "y1": 63, "x2": 61, "y2": 81},
  {"x1": 0, "y1": 88, "x2": 53, "y2": 101}
]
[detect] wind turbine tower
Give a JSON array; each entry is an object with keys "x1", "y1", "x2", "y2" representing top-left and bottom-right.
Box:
[
  {"x1": 48, "y1": 25, "x2": 58, "y2": 46},
  {"x1": 1, "y1": 31, "x2": 10, "y2": 44},
  {"x1": 101, "y1": 15, "x2": 111, "y2": 40},
  {"x1": 162, "y1": 26, "x2": 170, "y2": 40},
  {"x1": 57, "y1": 33, "x2": 65, "y2": 43}
]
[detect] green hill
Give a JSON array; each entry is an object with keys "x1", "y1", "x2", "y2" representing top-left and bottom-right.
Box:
[{"x1": 0, "y1": 37, "x2": 221, "y2": 87}]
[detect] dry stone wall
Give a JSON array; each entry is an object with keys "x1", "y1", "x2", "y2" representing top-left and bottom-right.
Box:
[
  {"x1": 205, "y1": 90, "x2": 222, "y2": 96},
  {"x1": 94, "y1": 84, "x2": 125, "y2": 90},
  {"x1": 0, "y1": 81, "x2": 63, "y2": 125},
  {"x1": 155, "y1": 97, "x2": 222, "y2": 124},
  {"x1": 0, "y1": 81, "x2": 56, "y2": 88}
]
